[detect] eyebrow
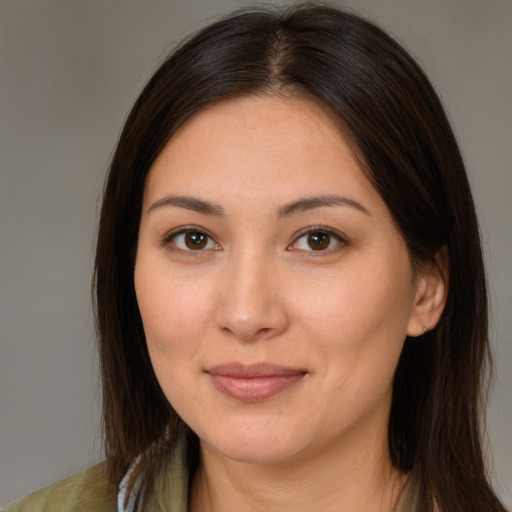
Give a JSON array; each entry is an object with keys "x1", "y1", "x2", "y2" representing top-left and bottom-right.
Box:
[
  {"x1": 147, "y1": 195, "x2": 225, "y2": 216},
  {"x1": 278, "y1": 194, "x2": 370, "y2": 218},
  {"x1": 147, "y1": 193, "x2": 369, "y2": 218}
]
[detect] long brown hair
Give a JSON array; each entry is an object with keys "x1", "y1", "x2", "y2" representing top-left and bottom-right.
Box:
[{"x1": 94, "y1": 5, "x2": 506, "y2": 511}]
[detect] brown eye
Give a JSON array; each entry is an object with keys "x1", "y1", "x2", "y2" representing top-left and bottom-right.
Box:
[
  {"x1": 290, "y1": 228, "x2": 346, "y2": 253},
  {"x1": 307, "y1": 232, "x2": 331, "y2": 250},
  {"x1": 169, "y1": 230, "x2": 218, "y2": 251},
  {"x1": 184, "y1": 231, "x2": 208, "y2": 250}
]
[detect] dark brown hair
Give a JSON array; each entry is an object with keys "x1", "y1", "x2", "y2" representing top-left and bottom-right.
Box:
[{"x1": 94, "y1": 4, "x2": 506, "y2": 511}]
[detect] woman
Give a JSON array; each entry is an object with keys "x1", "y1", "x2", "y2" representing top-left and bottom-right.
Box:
[{"x1": 6, "y1": 4, "x2": 507, "y2": 512}]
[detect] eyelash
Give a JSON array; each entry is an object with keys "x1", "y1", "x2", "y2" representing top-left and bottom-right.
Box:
[
  {"x1": 288, "y1": 226, "x2": 349, "y2": 254},
  {"x1": 161, "y1": 226, "x2": 220, "y2": 253},
  {"x1": 161, "y1": 225, "x2": 349, "y2": 254}
]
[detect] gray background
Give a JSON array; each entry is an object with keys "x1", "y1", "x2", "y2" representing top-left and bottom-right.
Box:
[{"x1": 1, "y1": 0, "x2": 510, "y2": 507}]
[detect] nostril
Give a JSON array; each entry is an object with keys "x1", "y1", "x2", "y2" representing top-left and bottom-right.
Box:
[{"x1": 218, "y1": 318, "x2": 282, "y2": 342}]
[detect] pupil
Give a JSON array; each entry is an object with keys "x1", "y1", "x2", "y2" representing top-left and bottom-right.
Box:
[
  {"x1": 185, "y1": 232, "x2": 207, "y2": 250},
  {"x1": 308, "y1": 232, "x2": 330, "y2": 250}
]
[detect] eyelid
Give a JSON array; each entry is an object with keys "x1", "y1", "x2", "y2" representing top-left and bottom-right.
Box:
[
  {"x1": 288, "y1": 225, "x2": 350, "y2": 252},
  {"x1": 161, "y1": 225, "x2": 221, "y2": 251},
  {"x1": 160, "y1": 224, "x2": 348, "y2": 253}
]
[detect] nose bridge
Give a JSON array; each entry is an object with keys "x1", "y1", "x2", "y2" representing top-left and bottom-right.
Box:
[{"x1": 214, "y1": 244, "x2": 288, "y2": 341}]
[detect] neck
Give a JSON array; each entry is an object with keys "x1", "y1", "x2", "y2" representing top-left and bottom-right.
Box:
[{"x1": 189, "y1": 423, "x2": 406, "y2": 512}]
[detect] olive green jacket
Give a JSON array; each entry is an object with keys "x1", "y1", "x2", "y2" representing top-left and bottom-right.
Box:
[
  {"x1": 4, "y1": 463, "x2": 117, "y2": 512},
  {"x1": 5, "y1": 452, "x2": 417, "y2": 512},
  {"x1": 4, "y1": 448, "x2": 188, "y2": 512}
]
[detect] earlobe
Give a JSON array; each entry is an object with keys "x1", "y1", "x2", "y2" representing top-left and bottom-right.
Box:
[{"x1": 407, "y1": 246, "x2": 449, "y2": 337}]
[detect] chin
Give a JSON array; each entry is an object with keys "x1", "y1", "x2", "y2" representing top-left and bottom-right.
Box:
[
  {"x1": 197, "y1": 421, "x2": 314, "y2": 466},
  {"x1": 210, "y1": 441, "x2": 300, "y2": 466}
]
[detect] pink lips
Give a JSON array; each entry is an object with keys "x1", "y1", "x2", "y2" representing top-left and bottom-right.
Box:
[{"x1": 207, "y1": 363, "x2": 306, "y2": 402}]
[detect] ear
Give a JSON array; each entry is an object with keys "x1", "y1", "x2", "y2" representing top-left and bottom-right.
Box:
[{"x1": 407, "y1": 246, "x2": 449, "y2": 337}]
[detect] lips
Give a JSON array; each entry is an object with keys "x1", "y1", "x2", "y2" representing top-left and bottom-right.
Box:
[{"x1": 206, "y1": 363, "x2": 306, "y2": 402}]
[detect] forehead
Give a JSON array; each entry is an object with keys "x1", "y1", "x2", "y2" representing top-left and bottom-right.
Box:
[{"x1": 143, "y1": 95, "x2": 384, "y2": 216}]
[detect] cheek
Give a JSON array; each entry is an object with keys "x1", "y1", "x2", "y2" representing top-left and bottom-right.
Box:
[
  {"x1": 291, "y1": 268, "x2": 412, "y2": 430},
  {"x1": 135, "y1": 271, "x2": 213, "y2": 416},
  {"x1": 134, "y1": 255, "x2": 214, "y2": 362},
  {"x1": 295, "y1": 263, "x2": 412, "y2": 340},
  {"x1": 290, "y1": 256, "x2": 413, "y2": 387}
]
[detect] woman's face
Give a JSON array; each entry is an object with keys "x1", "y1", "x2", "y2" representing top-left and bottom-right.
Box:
[{"x1": 135, "y1": 95, "x2": 424, "y2": 465}]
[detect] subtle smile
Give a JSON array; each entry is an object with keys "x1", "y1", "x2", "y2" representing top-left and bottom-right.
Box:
[{"x1": 206, "y1": 363, "x2": 307, "y2": 402}]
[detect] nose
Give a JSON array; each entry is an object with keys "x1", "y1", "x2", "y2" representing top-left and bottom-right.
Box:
[{"x1": 214, "y1": 251, "x2": 289, "y2": 342}]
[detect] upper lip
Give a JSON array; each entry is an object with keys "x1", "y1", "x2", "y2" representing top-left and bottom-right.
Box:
[{"x1": 206, "y1": 363, "x2": 306, "y2": 378}]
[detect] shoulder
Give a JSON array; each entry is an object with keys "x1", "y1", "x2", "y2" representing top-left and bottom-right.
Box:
[{"x1": 4, "y1": 462, "x2": 117, "y2": 512}]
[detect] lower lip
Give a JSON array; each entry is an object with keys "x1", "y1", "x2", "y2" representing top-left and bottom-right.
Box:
[{"x1": 209, "y1": 373, "x2": 305, "y2": 402}]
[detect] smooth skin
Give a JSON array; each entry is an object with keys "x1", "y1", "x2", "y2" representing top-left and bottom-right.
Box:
[{"x1": 134, "y1": 95, "x2": 448, "y2": 512}]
